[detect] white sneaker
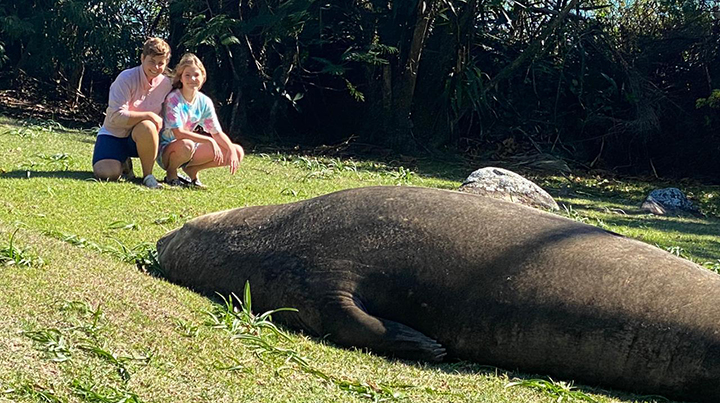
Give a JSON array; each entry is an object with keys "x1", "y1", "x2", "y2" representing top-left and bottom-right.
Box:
[{"x1": 142, "y1": 174, "x2": 163, "y2": 189}]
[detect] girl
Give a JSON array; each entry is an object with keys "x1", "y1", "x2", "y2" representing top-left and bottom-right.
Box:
[{"x1": 158, "y1": 53, "x2": 244, "y2": 187}]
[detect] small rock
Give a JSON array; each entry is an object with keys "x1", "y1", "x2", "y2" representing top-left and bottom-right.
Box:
[
  {"x1": 458, "y1": 167, "x2": 559, "y2": 211},
  {"x1": 641, "y1": 188, "x2": 700, "y2": 216}
]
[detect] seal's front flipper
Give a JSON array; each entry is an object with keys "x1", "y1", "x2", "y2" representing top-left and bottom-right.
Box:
[{"x1": 322, "y1": 293, "x2": 447, "y2": 362}]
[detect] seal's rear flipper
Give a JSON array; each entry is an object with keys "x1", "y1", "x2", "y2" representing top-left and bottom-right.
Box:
[{"x1": 322, "y1": 293, "x2": 447, "y2": 362}]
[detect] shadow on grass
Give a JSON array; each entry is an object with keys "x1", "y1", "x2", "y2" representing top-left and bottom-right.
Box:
[
  {"x1": 305, "y1": 341, "x2": 675, "y2": 402},
  {"x1": 251, "y1": 144, "x2": 474, "y2": 184},
  {"x1": 563, "y1": 198, "x2": 720, "y2": 236},
  {"x1": 0, "y1": 169, "x2": 96, "y2": 181},
  {"x1": 416, "y1": 360, "x2": 673, "y2": 403}
]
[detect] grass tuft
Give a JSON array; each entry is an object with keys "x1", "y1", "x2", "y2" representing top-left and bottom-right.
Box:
[
  {"x1": 60, "y1": 300, "x2": 106, "y2": 339},
  {"x1": 132, "y1": 247, "x2": 164, "y2": 277},
  {"x1": 152, "y1": 213, "x2": 180, "y2": 225},
  {"x1": 506, "y1": 378, "x2": 599, "y2": 402},
  {"x1": 205, "y1": 282, "x2": 411, "y2": 401},
  {"x1": 77, "y1": 344, "x2": 150, "y2": 383},
  {"x1": 22, "y1": 328, "x2": 73, "y2": 363},
  {"x1": 213, "y1": 356, "x2": 252, "y2": 373},
  {"x1": 172, "y1": 317, "x2": 200, "y2": 338},
  {"x1": 204, "y1": 282, "x2": 297, "y2": 341},
  {"x1": 46, "y1": 230, "x2": 103, "y2": 251},
  {"x1": 71, "y1": 380, "x2": 144, "y2": 403},
  {"x1": 4, "y1": 383, "x2": 65, "y2": 403},
  {"x1": 108, "y1": 221, "x2": 141, "y2": 231},
  {"x1": 37, "y1": 153, "x2": 73, "y2": 171},
  {"x1": 1, "y1": 228, "x2": 45, "y2": 267}
]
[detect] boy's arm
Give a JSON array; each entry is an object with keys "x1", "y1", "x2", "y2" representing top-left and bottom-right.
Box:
[{"x1": 106, "y1": 73, "x2": 162, "y2": 131}]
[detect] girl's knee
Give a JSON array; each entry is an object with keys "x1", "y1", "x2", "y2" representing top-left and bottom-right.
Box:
[
  {"x1": 180, "y1": 139, "x2": 195, "y2": 154},
  {"x1": 165, "y1": 140, "x2": 195, "y2": 167},
  {"x1": 235, "y1": 144, "x2": 245, "y2": 161}
]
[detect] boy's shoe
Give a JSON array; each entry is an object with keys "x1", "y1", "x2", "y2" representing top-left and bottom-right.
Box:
[
  {"x1": 142, "y1": 174, "x2": 163, "y2": 189},
  {"x1": 121, "y1": 158, "x2": 135, "y2": 179}
]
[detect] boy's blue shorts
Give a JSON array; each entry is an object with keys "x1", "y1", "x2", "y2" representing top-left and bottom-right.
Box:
[{"x1": 92, "y1": 134, "x2": 139, "y2": 165}]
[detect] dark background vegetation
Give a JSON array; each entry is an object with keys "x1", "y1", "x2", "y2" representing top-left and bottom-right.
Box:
[{"x1": 2, "y1": 0, "x2": 720, "y2": 181}]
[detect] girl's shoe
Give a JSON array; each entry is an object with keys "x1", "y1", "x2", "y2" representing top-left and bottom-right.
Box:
[
  {"x1": 190, "y1": 178, "x2": 207, "y2": 189},
  {"x1": 164, "y1": 177, "x2": 186, "y2": 187},
  {"x1": 177, "y1": 172, "x2": 192, "y2": 185}
]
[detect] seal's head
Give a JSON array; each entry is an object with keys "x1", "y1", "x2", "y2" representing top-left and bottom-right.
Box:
[{"x1": 156, "y1": 227, "x2": 181, "y2": 274}]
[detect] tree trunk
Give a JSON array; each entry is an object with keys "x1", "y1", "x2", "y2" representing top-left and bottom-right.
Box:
[
  {"x1": 68, "y1": 63, "x2": 85, "y2": 107},
  {"x1": 388, "y1": 0, "x2": 436, "y2": 153},
  {"x1": 167, "y1": 0, "x2": 187, "y2": 65}
]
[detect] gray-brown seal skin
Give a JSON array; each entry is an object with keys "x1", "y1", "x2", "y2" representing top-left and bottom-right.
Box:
[{"x1": 157, "y1": 186, "x2": 720, "y2": 402}]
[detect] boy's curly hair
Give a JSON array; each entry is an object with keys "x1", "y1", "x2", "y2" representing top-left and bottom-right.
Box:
[{"x1": 142, "y1": 37, "x2": 171, "y2": 59}]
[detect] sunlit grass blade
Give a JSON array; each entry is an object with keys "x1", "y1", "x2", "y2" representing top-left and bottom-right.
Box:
[
  {"x1": 6, "y1": 383, "x2": 64, "y2": 403},
  {"x1": 78, "y1": 343, "x2": 149, "y2": 382},
  {"x1": 70, "y1": 380, "x2": 143, "y2": 403}
]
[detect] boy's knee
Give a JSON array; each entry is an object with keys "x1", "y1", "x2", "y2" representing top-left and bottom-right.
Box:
[
  {"x1": 132, "y1": 120, "x2": 159, "y2": 140},
  {"x1": 93, "y1": 160, "x2": 122, "y2": 181}
]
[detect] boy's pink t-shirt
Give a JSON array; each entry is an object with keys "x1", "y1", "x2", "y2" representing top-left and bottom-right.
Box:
[{"x1": 98, "y1": 66, "x2": 173, "y2": 138}]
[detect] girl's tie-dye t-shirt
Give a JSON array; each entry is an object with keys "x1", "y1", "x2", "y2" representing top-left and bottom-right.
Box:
[{"x1": 160, "y1": 89, "x2": 222, "y2": 146}]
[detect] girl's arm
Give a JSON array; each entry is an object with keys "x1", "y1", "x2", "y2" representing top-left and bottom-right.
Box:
[
  {"x1": 210, "y1": 130, "x2": 234, "y2": 151},
  {"x1": 211, "y1": 131, "x2": 241, "y2": 174}
]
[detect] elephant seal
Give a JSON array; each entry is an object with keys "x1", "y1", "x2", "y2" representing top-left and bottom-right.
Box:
[{"x1": 157, "y1": 186, "x2": 720, "y2": 402}]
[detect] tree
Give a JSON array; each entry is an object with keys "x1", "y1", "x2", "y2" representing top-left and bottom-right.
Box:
[{"x1": 0, "y1": 0, "x2": 169, "y2": 104}]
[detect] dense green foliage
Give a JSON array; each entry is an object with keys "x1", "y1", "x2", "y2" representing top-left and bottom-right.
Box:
[{"x1": 2, "y1": 0, "x2": 720, "y2": 179}]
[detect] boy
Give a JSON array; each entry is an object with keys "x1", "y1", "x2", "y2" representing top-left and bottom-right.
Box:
[{"x1": 92, "y1": 37, "x2": 173, "y2": 188}]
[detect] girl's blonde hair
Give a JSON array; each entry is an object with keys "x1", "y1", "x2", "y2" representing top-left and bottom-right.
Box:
[{"x1": 172, "y1": 53, "x2": 207, "y2": 89}]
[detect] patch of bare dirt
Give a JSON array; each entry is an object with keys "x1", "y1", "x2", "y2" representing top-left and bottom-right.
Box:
[{"x1": 0, "y1": 71, "x2": 104, "y2": 128}]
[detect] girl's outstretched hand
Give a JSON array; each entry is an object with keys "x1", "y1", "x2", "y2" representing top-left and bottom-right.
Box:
[
  {"x1": 210, "y1": 139, "x2": 223, "y2": 164},
  {"x1": 229, "y1": 153, "x2": 239, "y2": 175},
  {"x1": 228, "y1": 146, "x2": 243, "y2": 175}
]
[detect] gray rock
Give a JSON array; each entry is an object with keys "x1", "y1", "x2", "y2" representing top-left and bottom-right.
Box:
[
  {"x1": 458, "y1": 167, "x2": 559, "y2": 210},
  {"x1": 641, "y1": 188, "x2": 700, "y2": 216}
]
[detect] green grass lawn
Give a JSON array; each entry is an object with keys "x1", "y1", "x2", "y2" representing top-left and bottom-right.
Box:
[{"x1": 0, "y1": 114, "x2": 718, "y2": 403}]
